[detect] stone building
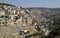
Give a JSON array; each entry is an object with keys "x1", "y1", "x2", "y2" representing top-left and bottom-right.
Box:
[
  {"x1": 0, "y1": 18, "x2": 7, "y2": 27},
  {"x1": 0, "y1": 10, "x2": 5, "y2": 16}
]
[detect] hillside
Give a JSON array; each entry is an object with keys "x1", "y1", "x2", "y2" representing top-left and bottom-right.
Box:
[{"x1": 0, "y1": 3, "x2": 60, "y2": 38}]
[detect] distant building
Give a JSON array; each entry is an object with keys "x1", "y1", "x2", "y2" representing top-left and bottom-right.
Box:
[
  {"x1": 0, "y1": 18, "x2": 7, "y2": 26},
  {"x1": 0, "y1": 11, "x2": 5, "y2": 16}
]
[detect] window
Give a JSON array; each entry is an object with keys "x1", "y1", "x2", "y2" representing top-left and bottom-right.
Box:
[
  {"x1": 0, "y1": 25, "x2": 1, "y2": 26},
  {"x1": 2, "y1": 22, "x2": 4, "y2": 24},
  {"x1": 0, "y1": 22, "x2": 1, "y2": 24},
  {"x1": 15, "y1": 12, "x2": 17, "y2": 14}
]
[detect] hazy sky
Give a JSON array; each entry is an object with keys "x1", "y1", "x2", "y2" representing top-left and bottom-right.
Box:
[{"x1": 0, "y1": 0, "x2": 60, "y2": 8}]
